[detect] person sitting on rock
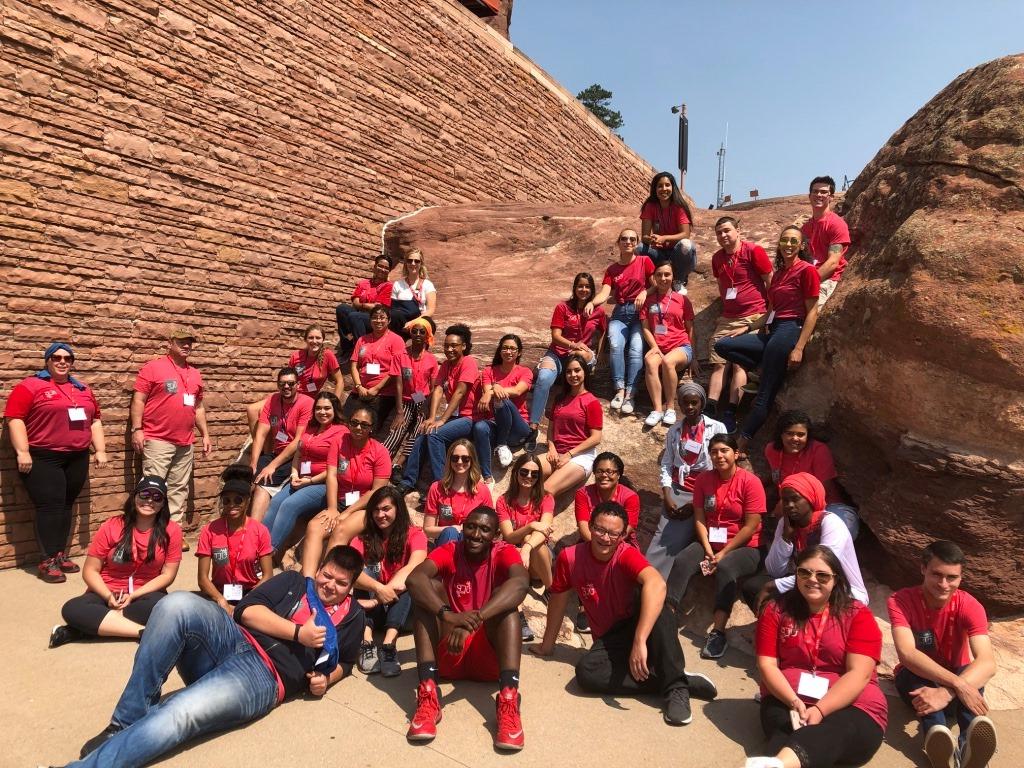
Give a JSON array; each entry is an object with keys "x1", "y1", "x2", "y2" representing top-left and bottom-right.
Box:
[
  {"x1": 762, "y1": 410, "x2": 860, "y2": 538},
  {"x1": 405, "y1": 505, "x2": 529, "y2": 751},
  {"x1": 525, "y1": 272, "x2": 606, "y2": 453},
  {"x1": 640, "y1": 259, "x2": 697, "y2": 427},
  {"x1": 530, "y1": 501, "x2": 718, "y2": 727},
  {"x1": 421, "y1": 439, "x2": 493, "y2": 546},
  {"x1": 537, "y1": 354, "x2": 604, "y2": 498},
  {"x1": 345, "y1": 303, "x2": 406, "y2": 432},
  {"x1": 705, "y1": 216, "x2": 772, "y2": 431},
  {"x1": 637, "y1": 171, "x2": 698, "y2": 291},
  {"x1": 573, "y1": 451, "x2": 641, "y2": 549},
  {"x1": 472, "y1": 334, "x2": 534, "y2": 482},
  {"x1": 335, "y1": 253, "x2": 394, "y2": 359},
  {"x1": 887, "y1": 540, "x2": 997, "y2": 768},
  {"x1": 802, "y1": 175, "x2": 850, "y2": 308},
  {"x1": 381, "y1": 317, "x2": 438, "y2": 475},
  {"x1": 388, "y1": 249, "x2": 437, "y2": 334}
]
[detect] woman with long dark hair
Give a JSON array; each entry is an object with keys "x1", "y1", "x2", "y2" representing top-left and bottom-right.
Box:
[
  {"x1": 472, "y1": 334, "x2": 534, "y2": 481},
  {"x1": 335, "y1": 253, "x2": 394, "y2": 359},
  {"x1": 538, "y1": 354, "x2": 603, "y2": 498},
  {"x1": 50, "y1": 476, "x2": 182, "y2": 647},
  {"x1": 638, "y1": 171, "x2": 698, "y2": 291}
]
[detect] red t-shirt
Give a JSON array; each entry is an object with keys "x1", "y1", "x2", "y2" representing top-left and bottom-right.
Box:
[
  {"x1": 351, "y1": 526, "x2": 428, "y2": 584},
  {"x1": 351, "y1": 277, "x2": 393, "y2": 306},
  {"x1": 802, "y1": 210, "x2": 851, "y2": 281},
  {"x1": 196, "y1": 517, "x2": 273, "y2": 591},
  {"x1": 327, "y1": 434, "x2": 391, "y2": 497},
  {"x1": 550, "y1": 301, "x2": 607, "y2": 357},
  {"x1": 436, "y1": 355, "x2": 480, "y2": 418},
  {"x1": 351, "y1": 330, "x2": 405, "y2": 396},
  {"x1": 756, "y1": 601, "x2": 887, "y2": 731},
  {"x1": 400, "y1": 349, "x2": 439, "y2": 403},
  {"x1": 476, "y1": 364, "x2": 533, "y2": 421},
  {"x1": 769, "y1": 260, "x2": 820, "y2": 321},
  {"x1": 259, "y1": 393, "x2": 314, "y2": 456},
  {"x1": 887, "y1": 587, "x2": 988, "y2": 672},
  {"x1": 640, "y1": 200, "x2": 691, "y2": 236},
  {"x1": 429, "y1": 540, "x2": 521, "y2": 612},
  {"x1": 692, "y1": 468, "x2": 765, "y2": 549},
  {"x1": 297, "y1": 423, "x2": 347, "y2": 477},
  {"x1": 602, "y1": 255, "x2": 655, "y2": 304},
  {"x1": 574, "y1": 484, "x2": 641, "y2": 529},
  {"x1": 497, "y1": 493, "x2": 555, "y2": 529},
  {"x1": 133, "y1": 356, "x2": 204, "y2": 446},
  {"x1": 764, "y1": 441, "x2": 839, "y2": 505},
  {"x1": 87, "y1": 515, "x2": 183, "y2": 593},
  {"x1": 549, "y1": 391, "x2": 603, "y2": 455},
  {"x1": 551, "y1": 541, "x2": 650, "y2": 639},
  {"x1": 289, "y1": 349, "x2": 340, "y2": 396},
  {"x1": 639, "y1": 290, "x2": 694, "y2": 354},
  {"x1": 4, "y1": 377, "x2": 101, "y2": 451},
  {"x1": 425, "y1": 480, "x2": 494, "y2": 526},
  {"x1": 712, "y1": 242, "x2": 773, "y2": 318}
]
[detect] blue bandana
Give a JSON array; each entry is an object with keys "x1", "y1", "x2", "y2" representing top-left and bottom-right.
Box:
[
  {"x1": 305, "y1": 576, "x2": 339, "y2": 675},
  {"x1": 36, "y1": 342, "x2": 86, "y2": 390}
]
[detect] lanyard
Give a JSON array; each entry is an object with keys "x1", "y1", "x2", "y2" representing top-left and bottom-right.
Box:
[
  {"x1": 166, "y1": 356, "x2": 192, "y2": 393},
  {"x1": 225, "y1": 519, "x2": 248, "y2": 576},
  {"x1": 680, "y1": 419, "x2": 706, "y2": 466},
  {"x1": 804, "y1": 607, "x2": 830, "y2": 674},
  {"x1": 710, "y1": 469, "x2": 741, "y2": 526},
  {"x1": 719, "y1": 246, "x2": 743, "y2": 287},
  {"x1": 52, "y1": 380, "x2": 79, "y2": 407}
]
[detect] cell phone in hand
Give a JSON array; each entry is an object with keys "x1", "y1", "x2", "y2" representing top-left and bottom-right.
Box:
[
  {"x1": 700, "y1": 559, "x2": 714, "y2": 576},
  {"x1": 789, "y1": 708, "x2": 803, "y2": 730}
]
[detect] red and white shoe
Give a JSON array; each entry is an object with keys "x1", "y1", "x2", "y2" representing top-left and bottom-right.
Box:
[
  {"x1": 407, "y1": 679, "x2": 442, "y2": 742},
  {"x1": 494, "y1": 686, "x2": 524, "y2": 751}
]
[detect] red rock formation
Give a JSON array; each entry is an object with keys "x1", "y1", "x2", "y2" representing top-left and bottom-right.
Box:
[{"x1": 783, "y1": 54, "x2": 1024, "y2": 614}]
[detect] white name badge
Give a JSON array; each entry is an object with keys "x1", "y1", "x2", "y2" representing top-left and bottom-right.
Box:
[
  {"x1": 654, "y1": 323, "x2": 668, "y2": 335},
  {"x1": 275, "y1": 429, "x2": 289, "y2": 443},
  {"x1": 683, "y1": 439, "x2": 701, "y2": 454},
  {"x1": 797, "y1": 672, "x2": 829, "y2": 700},
  {"x1": 67, "y1": 407, "x2": 87, "y2": 422},
  {"x1": 344, "y1": 490, "x2": 361, "y2": 507},
  {"x1": 300, "y1": 461, "x2": 312, "y2": 476},
  {"x1": 127, "y1": 576, "x2": 135, "y2": 594},
  {"x1": 725, "y1": 287, "x2": 738, "y2": 300},
  {"x1": 223, "y1": 583, "x2": 244, "y2": 601},
  {"x1": 182, "y1": 393, "x2": 196, "y2": 407},
  {"x1": 708, "y1": 527, "x2": 729, "y2": 544},
  {"x1": 766, "y1": 311, "x2": 776, "y2": 325},
  {"x1": 411, "y1": 391, "x2": 426, "y2": 404},
  {"x1": 365, "y1": 362, "x2": 381, "y2": 375},
  {"x1": 306, "y1": 382, "x2": 317, "y2": 393}
]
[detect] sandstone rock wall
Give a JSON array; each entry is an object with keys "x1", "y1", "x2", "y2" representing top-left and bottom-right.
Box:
[{"x1": 0, "y1": 0, "x2": 652, "y2": 567}]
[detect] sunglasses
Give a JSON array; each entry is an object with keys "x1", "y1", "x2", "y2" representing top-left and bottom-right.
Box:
[
  {"x1": 410, "y1": 328, "x2": 427, "y2": 336},
  {"x1": 349, "y1": 420, "x2": 373, "y2": 430},
  {"x1": 779, "y1": 237, "x2": 801, "y2": 245},
  {"x1": 137, "y1": 490, "x2": 165, "y2": 504},
  {"x1": 49, "y1": 355, "x2": 74, "y2": 363},
  {"x1": 517, "y1": 468, "x2": 540, "y2": 479},
  {"x1": 796, "y1": 567, "x2": 835, "y2": 584},
  {"x1": 279, "y1": 381, "x2": 297, "y2": 388},
  {"x1": 406, "y1": 259, "x2": 422, "y2": 265},
  {"x1": 591, "y1": 525, "x2": 623, "y2": 541},
  {"x1": 450, "y1": 455, "x2": 472, "y2": 464},
  {"x1": 221, "y1": 493, "x2": 248, "y2": 506}
]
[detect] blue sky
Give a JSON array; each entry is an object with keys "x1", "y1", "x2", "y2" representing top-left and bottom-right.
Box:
[{"x1": 511, "y1": 2, "x2": 1024, "y2": 206}]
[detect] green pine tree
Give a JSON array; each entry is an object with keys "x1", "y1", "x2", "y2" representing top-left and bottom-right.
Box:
[{"x1": 576, "y1": 84, "x2": 624, "y2": 134}]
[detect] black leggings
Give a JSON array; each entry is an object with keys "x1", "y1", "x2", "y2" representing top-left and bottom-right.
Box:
[
  {"x1": 20, "y1": 448, "x2": 90, "y2": 557},
  {"x1": 61, "y1": 590, "x2": 167, "y2": 635},
  {"x1": 760, "y1": 695, "x2": 883, "y2": 768},
  {"x1": 666, "y1": 542, "x2": 762, "y2": 614}
]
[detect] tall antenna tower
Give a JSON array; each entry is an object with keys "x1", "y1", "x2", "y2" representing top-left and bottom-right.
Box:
[{"x1": 715, "y1": 123, "x2": 729, "y2": 208}]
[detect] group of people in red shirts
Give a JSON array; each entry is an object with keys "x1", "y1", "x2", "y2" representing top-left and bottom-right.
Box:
[{"x1": 7, "y1": 172, "x2": 1000, "y2": 768}]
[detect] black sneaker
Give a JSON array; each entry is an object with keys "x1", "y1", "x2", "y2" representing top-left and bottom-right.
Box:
[
  {"x1": 379, "y1": 643, "x2": 401, "y2": 677},
  {"x1": 520, "y1": 611, "x2": 535, "y2": 642},
  {"x1": 663, "y1": 686, "x2": 692, "y2": 726},
  {"x1": 700, "y1": 630, "x2": 728, "y2": 659},
  {"x1": 524, "y1": 428, "x2": 538, "y2": 454},
  {"x1": 684, "y1": 670, "x2": 718, "y2": 701},
  {"x1": 390, "y1": 465, "x2": 404, "y2": 484},
  {"x1": 393, "y1": 482, "x2": 413, "y2": 498},
  {"x1": 80, "y1": 723, "x2": 123, "y2": 758},
  {"x1": 49, "y1": 624, "x2": 83, "y2": 649},
  {"x1": 575, "y1": 609, "x2": 590, "y2": 634}
]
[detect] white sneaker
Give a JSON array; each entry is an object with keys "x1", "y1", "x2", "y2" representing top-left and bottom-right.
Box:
[
  {"x1": 610, "y1": 392, "x2": 625, "y2": 410},
  {"x1": 662, "y1": 409, "x2": 677, "y2": 425},
  {"x1": 620, "y1": 397, "x2": 635, "y2": 415},
  {"x1": 496, "y1": 445, "x2": 514, "y2": 468},
  {"x1": 645, "y1": 410, "x2": 663, "y2": 426}
]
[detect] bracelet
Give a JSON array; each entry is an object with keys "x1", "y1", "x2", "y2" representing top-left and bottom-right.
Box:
[
  {"x1": 293, "y1": 624, "x2": 300, "y2": 643},
  {"x1": 132, "y1": 427, "x2": 143, "y2": 432}
]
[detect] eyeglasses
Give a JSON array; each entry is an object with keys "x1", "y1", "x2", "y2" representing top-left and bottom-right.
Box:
[
  {"x1": 796, "y1": 567, "x2": 835, "y2": 584},
  {"x1": 594, "y1": 468, "x2": 620, "y2": 477},
  {"x1": 779, "y1": 237, "x2": 801, "y2": 245},
  {"x1": 500, "y1": 346, "x2": 519, "y2": 352},
  {"x1": 450, "y1": 455, "x2": 472, "y2": 464},
  {"x1": 221, "y1": 493, "x2": 247, "y2": 506},
  {"x1": 619, "y1": 236, "x2": 637, "y2": 243},
  {"x1": 49, "y1": 355, "x2": 74, "y2": 363},
  {"x1": 137, "y1": 490, "x2": 165, "y2": 504},
  {"x1": 591, "y1": 525, "x2": 623, "y2": 541},
  {"x1": 517, "y1": 468, "x2": 540, "y2": 479},
  {"x1": 349, "y1": 420, "x2": 373, "y2": 430}
]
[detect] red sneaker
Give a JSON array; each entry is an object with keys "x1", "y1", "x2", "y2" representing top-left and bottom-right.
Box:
[
  {"x1": 494, "y1": 686, "x2": 524, "y2": 751},
  {"x1": 407, "y1": 679, "x2": 442, "y2": 742},
  {"x1": 37, "y1": 556, "x2": 66, "y2": 584},
  {"x1": 56, "y1": 551, "x2": 80, "y2": 573}
]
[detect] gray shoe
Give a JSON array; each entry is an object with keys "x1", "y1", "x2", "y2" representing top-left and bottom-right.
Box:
[
  {"x1": 700, "y1": 629, "x2": 728, "y2": 659},
  {"x1": 663, "y1": 686, "x2": 692, "y2": 725},
  {"x1": 358, "y1": 641, "x2": 380, "y2": 674}
]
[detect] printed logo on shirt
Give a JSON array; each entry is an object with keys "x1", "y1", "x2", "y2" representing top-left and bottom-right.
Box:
[
  {"x1": 295, "y1": 363, "x2": 305, "y2": 374},
  {"x1": 270, "y1": 415, "x2": 279, "y2": 426},
  {"x1": 112, "y1": 542, "x2": 133, "y2": 564},
  {"x1": 779, "y1": 616, "x2": 800, "y2": 640},
  {"x1": 439, "y1": 504, "x2": 453, "y2": 522},
  {"x1": 337, "y1": 458, "x2": 350, "y2": 473},
  {"x1": 771, "y1": 469, "x2": 781, "y2": 483},
  {"x1": 402, "y1": 367, "x2": 413, "y2": 380},
  {"x1": 212, "y1": 547, "x2": 229, "y2": 566},
  {"x1": 43, "y1": 389, "x2": 59, "y2": 400},
  {"x1": 164, "y1": 379, "x2": 178, "y2": 394},
  {"x1": 581, "y1": 582, "x2": 598, "y2": 601},
  {"x1": 914, "y1": 629, "x2": 936, "y2": 651},
  {"x1": 704, "y1": 495, "x2": 717, "y2": 512},
  {"x1": 454, "y1": 581, "x2": 472, "y2": 597}
]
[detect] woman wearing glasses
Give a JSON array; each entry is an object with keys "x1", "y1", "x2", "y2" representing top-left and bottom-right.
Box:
[
  {"x1": 746, "y1": 546, "x2": 885, "y2": 768},
  {"x1": 5, "y1": 342, "x2": 107, "y2": 583},
  {"x1": 389, "y1": 249, "x2": 437, "y2": 333},
  {"x1": 666, "y1": 433, "x2": 765, "y2": 660},
  {"x1": 589, "y1": 229, "x2": 655, "y2": 416},
  {"x1": 422, "y1": 439, "x2": 492, "y2": 546},
  {"x1": 49, "y1": 476, "x2": 182, "y2": 647},
  {"x1": 715, "y1": 226, "x2": 821, "y2": 452},
  {"x1": 526, "y1": 272, "x2": 607, "y2": 451},
  {"x1": 638, "y1": 171, "x2": 698, "y2": 291},
  {"x1": 196, "y1": 465, "x2": 273, "y2": 612},
  {"x1": 382, "y1": 317, "x2": 438, "y2": 471},
  {"x1": 472, "y1": 334, "x2": 534, "y2": 480},
  {"x1": 538, "y1": 354, "x2": 604, "y2": 499},
  {"x1": 346, "y1": 304, "x2": 406, "y2": 434},
  {"x1": 335, "y1": 253, "x2": 394, "y2": 359},
  {"x1": 573, "y1": 452, "x2": 640, "y2": 549}
]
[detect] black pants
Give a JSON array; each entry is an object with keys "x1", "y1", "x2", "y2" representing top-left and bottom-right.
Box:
[
  {"x1": 667, "y1": 542, "x2": 762, "y2": 614},
  {"x1": 336, "y1": 304, "x2": 371, "y2": 340},
  {"x1": 388, "y1": 299, "x2": 420, "y2": 335},
  {"x1": 61, "y1": 590, "x2": 167, "y2": 635},
  {"x1": 760, "y1": 695, "x2": 883, "y2": 767},
  {"x1": 20, "y1": 448, "x2": 90, "y2": 557},
  {"x1": 575, "y1": 605, "x2": 688, "y2": 698}
]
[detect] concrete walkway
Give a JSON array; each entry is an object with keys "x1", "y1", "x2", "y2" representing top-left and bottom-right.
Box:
[{"x1": 9, "y1": 559, "x2": 1020, "y2": 768}]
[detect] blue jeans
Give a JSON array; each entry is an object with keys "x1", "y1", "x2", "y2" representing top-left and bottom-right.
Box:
[
  {"x1": 528, "y1": 355, "x2": 561, "y2": 426},
  {"x1": 714, "y1": 319, "x2": 802, "y2": 439},
  {"x1": 365, "y1": 590, "x2": 414, "y2": 632},
  {"x1": 71, "y1": 592, "x2": 278, "y2": 768},
  {"x1": 472, "y1": 401, "x2": 532, "y2": 479},
  {"x1": 335, "y1": 304, "x2": 371, "y2": 340},
  {"x1": 894, "y1": 665, "x2": 979, "y2": 751},
  {"x1": 608, "y1": 303, "x2": 644, "y2": 393},
  {"x1": 263, "y1": 483, "x2": 329, "y2": 551},
  {"x1": 826, "y1": 502, "x2": 860, "y2": 540},
  {"x1": 401, "y1": 416, "x2": 473, "y2": 486},
  {"x1": 434, "y1": 526, "x2": 463, "y2": 547},
  {"x1": 637, "y1": 239, "x2": 697, "y2": 289}
]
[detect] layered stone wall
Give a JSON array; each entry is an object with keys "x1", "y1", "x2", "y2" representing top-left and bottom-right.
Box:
[{"x1": 0, "y1": 0, "x2": 652, "y2": 566}]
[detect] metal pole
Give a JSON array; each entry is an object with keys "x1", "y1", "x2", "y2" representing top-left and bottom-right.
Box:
[{"x1": 679, "y1": 104, "x2": 687, "y2": 192}]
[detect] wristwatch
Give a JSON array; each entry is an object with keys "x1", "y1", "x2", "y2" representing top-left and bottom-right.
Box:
[{"x1": 436, "y1": 603, "x2": 452, "y2": 620}]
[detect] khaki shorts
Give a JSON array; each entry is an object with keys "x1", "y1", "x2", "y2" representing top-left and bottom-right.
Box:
[
  {"x1": 709, "y1": 313, "x2": 765, "y2": 364},
  {"x1": 818, "y1": 278, "x2": 838, "y2": 308}
]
